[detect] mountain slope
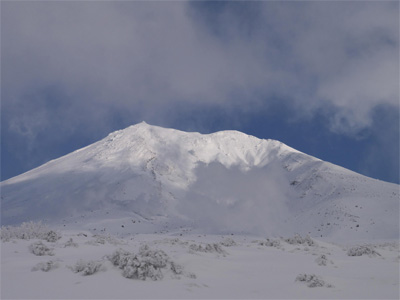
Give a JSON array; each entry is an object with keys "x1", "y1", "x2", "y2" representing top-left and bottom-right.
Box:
[{"x1": 1, "y1": 122, "x2": 398, "y2": 241}]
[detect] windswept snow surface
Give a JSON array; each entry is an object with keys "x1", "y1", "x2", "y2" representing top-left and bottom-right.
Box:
[
  {"x1": 2, "y1": 122, "x2": 398, "y2": 241},
  {"x1": 1, "y1": 122, "x2": 399, "y2": 299}
]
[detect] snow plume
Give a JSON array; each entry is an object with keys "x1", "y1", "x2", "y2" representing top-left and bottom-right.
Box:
[{"x1": 179, "y1": 162, "x2": 292, "y2": 236}]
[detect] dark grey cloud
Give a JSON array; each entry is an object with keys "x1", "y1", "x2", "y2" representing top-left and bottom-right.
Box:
[{"x1": 1, "y1": 1, "x2": 398, "y2": 181}]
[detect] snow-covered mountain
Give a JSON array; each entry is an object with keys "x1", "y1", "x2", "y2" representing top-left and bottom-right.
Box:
[{"x1": 1, "y1": 122, "x2": 398, "y2": 241}]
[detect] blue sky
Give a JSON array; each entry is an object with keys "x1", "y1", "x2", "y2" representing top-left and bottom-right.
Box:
[{"x1": 1, "y1": 1, "x2": 399, "y2": 184}]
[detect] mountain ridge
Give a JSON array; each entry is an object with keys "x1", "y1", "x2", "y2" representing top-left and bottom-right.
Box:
[
  {"x1": 1, "y1": 122, "x2": 398, "y2": 241},
  {"x1": 2, "y1": 122, "x2": 302, "y2": 184}
]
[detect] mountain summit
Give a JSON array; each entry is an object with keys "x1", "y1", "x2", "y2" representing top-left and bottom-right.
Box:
[{"x1": 1, "y1": 122, "x2": 398, "y2": 241}]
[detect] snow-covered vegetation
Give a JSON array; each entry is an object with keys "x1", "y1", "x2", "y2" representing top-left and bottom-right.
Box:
[
  {"x1": 1, "y1": 228, "x2": 398, "y2": 299},
  {"x1": 220, "y1": 237, "x2": 237, "y2": 247},
  {"x1": 63, "y1": 238, "x2": 79, "y2": 248},
  {"x1": 29, "y1": 241, "x2": 54, "y2": 256},
  {"x1": 108, "y1": 245, "x2": 185, "y2": 280},
  {"x1": 347, "y1": 245, "x2": 381, "y2": 257},
  {"x1": 315, "y1": 254, "x2": 331, "y2": 266},
  {"x1": 295, "y1": 274, "x2": 333, "y2": 288},
  {"x1": 1, "y1": 221, "x2": 61, "y2": 242},
  {"x1": 284, "y1": 234, "x2": 315, "y2": 246},
  {"x1": 189, "y1": 243, "x2": 227, "y2": 254},
  {"x1": 85, "y1": 234, "x2": 126, "y2": 246},
  {"x1": 32, "y1": 260, "x2": 59, "y2": 272},
  {"x1": 257, "y1": 238, "x2": 281, "y2": 248},
  {"x1": 71, "y1": 259, "x2": 104, "y2": 276}
]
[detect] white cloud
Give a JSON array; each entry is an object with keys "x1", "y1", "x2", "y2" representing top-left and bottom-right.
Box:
[{"x1": 2, "y1": 1, "x2": 398, "y2": 138}]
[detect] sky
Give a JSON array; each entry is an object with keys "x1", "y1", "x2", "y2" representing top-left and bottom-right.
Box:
[{"x1": 1, "y1": 1, "x2": 399, "y2": 184}]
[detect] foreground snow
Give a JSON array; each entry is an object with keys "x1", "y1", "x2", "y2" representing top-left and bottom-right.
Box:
[{"x1": 1, "y1": 225, "x2": 398, "y2": 299}]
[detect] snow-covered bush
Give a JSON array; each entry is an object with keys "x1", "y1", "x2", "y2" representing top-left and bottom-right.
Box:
[
  {"x1": 315, "y1": 254, "x2": 330, "y2": 266},
  {"x1": 155, "y1": 238, "x2": 189, "y2": 246},
  {"x1": 63, "y1": 238, "x2": 79, "y2": 248},
  {"x1": 43, "y1": 230, "x2": 61, "y2": 242},
  {"x1": 284, "y1": 234, "x2": 315, "y2": 246},
  {"x1": 220, "y1": 238, "x2": 236, "y2": 247},
  {"x1": 71, "y1": 260, "x2": 104, "y2": 276},
  {"x1": 85, "y1": 234, "x2": 126, "y2": 246},
  {"x1": 373, "y1": 241, "x2": 399, "y2": 251},
  {"x1": 295, "y1": 274, "x2": 332, "y2": 288},
  {"x1": 189, "y1": 243, "x2": 227, "y2": 254},
  {"x1": 347, "y1": 245, "x2": 381, "y2": 257},
  {"x1": 108, "y1": 245, "x2": 184, "y2": 281},
  {"x1": 31, "y1": 260, "x2": 59, "y2": 272},
  {"x1": 0, "y1": 222, "x2": 61, "y2": 242},
  {"x1": 258, "y1": 238, "x2": 281, "y2": 248},
  {"x1": 29, "y1": 241, "x2": 54, "y2": 256}
]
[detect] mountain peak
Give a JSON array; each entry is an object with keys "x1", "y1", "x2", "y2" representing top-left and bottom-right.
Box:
[
  {"x1": 134, "y1": 120, "x2": 150, "y2": 128},
  {"x1": 1, "y1": 123, "x2": 398, "y2": 241}
]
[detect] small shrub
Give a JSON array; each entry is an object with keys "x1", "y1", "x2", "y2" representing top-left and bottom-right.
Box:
[
  {"x1": 258, "y1": 238, "x2": 281, "y2": 248},
  {"x1": 29, "y1": 241, "x2": 54, "y2": 256},
  {"x1": 108, "y1": 245, "x2": 185, "y2": 281},
  {"x1": 220, "y1": 238, "x2": 236, "y2": 247},
  {"x1": 63, "y1": 238, "x2": 79, "y2": 248},
  {"x1": 44, "y1": 230, "x2": 61, "y2": 242},
  {"x1": 32, "y1": 261, "x2": 59, "y2": 272},
  {"x1": 284, "y1": 234, "x2": 315, "y2": 246},
  {"x1": 315, "y1": 254, "x2": 329, "y2": 266},
  {"x1": 296, "y1": 274, "x2": 332, "y2": 288},
  {"x1": 71, "y1": 260, "x2": 104, "y2": 276},
  {"x1": 189, "y1": 243, "x2": 227, "y2": 254},
  {"x1": 159, "y1": 238, "x2": 189, "y2": 246},
  {"x1": 85, "y1": 234, "x2": 126, "y2": 246},
  {"x1": 347, "y1": 245, "x2": 381, "y2": 257}
]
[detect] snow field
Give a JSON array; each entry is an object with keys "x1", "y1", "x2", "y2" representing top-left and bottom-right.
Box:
[{"x1": 1, "y1": 228, "x2": 398, "y2": 299}]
